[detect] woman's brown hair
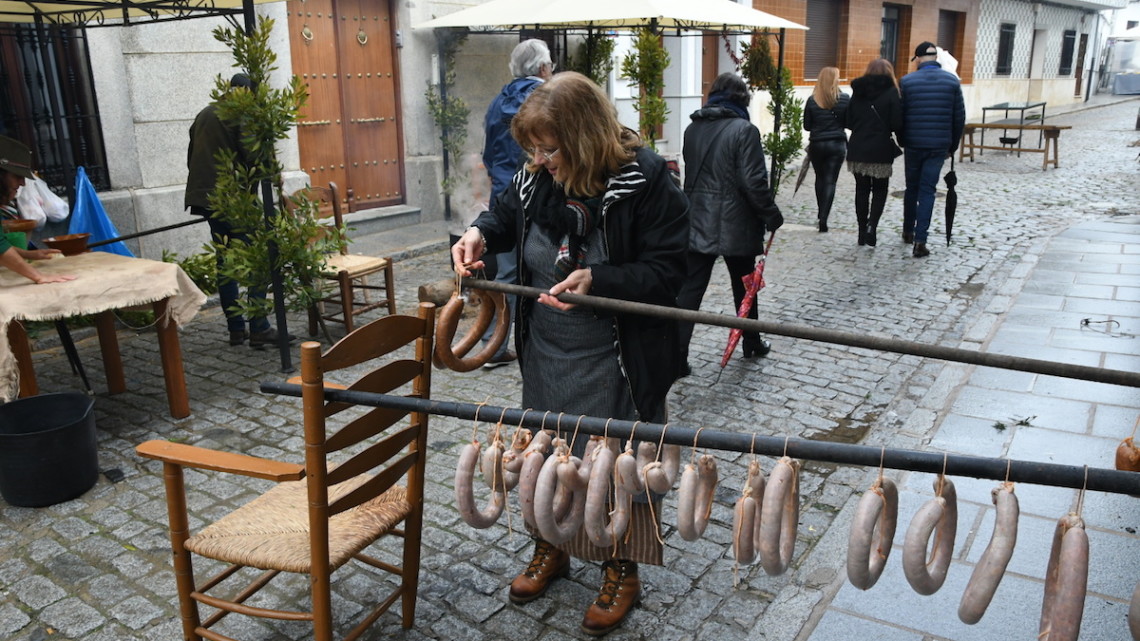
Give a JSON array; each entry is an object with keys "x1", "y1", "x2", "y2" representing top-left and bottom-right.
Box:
[
  {"x1": 812, "y1": 66, "x2": 841, "y2": 110},
  {"x1": 864, "y1": 58, "x2": 900, "y2": 94},
  {"x1": 511, "y1": 71, "x2": 639, "y2": 197}
]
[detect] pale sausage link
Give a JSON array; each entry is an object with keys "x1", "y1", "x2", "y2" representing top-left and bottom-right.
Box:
[
  {"x1": 517, "y1": 431, "x2": 553, "y2": 529},
  {"x1": 584, "y1": 446, "x2": 632, "y2": 547},
  {"x1": 1128, "y1": 580, "x2": 1140, "y2": 641},
  {"x1": 1039, "y1": 514, "x2": 1089, "y2": 641},
  {"x1": 433, "y1": 289, "x2": 510, "y2": 372},
  {"x1": 534, "y1": 452, "x2": 587, "y2": 545},
  {"x1": 645, "y1": 444, "x2": 681, "y2": 495},
  {"x1": 732, "y1": 460, "x2": 766, "y2": 565},
  {"x1": 454, "y1": 441, "x2": 506, "y2": 529},
  {"x1": 846, "y1": 476, "x2": 898, "y2": 590},
  {"x1": 617, "y1": 441, "x2": 669, "y2": 496},
  {"x1": 503, "y1": 427, "x2": 532, "y2": 474},
  {"x1": 902, "y1": 476, "x2": 957, "y2": 595},
  {"x1": 958, "y1": 483, "x2": 1018, "y2": 624},
  {"x1": 759, "y1": 456, "x2": 800, "y2": 576},
  {"x1": 676, "y1": 454, "x2": 719, "y2": 541},
  {"x1": 480, "y1": 439, "x2": 507, "y2": 491}
]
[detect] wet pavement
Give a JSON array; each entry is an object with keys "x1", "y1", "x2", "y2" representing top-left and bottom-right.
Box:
[{"x1": 1, "y1": 96, "x2": 1138, "y2": 641}]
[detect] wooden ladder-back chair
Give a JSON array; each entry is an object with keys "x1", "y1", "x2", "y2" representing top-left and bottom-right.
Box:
[
  {"x1": 136, "y1": 302, "x2": 436, "y2": 641},
  {"x1": 304, "y1": 182, "x2": 397, "y2": 336}
]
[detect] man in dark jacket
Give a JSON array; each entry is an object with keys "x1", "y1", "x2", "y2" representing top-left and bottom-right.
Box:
[
  {"x1": 900, "y1": 41, "x2": 965, "y2": 258},
  {"x1": 676, "y1": 73, "x2": 783, "y2": 374},
  {"x1": 186, "y1": 73, "x2": 289, "y2": 348},
  {"x1": 478, "y1": 39, "x2": 553, "y2": 369}
]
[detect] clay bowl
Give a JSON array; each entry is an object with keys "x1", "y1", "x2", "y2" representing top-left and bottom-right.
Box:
[
  {"x1": 42, "y1": 233, "x2": 91, "y2": 256},
  {"x1": 1, "y1": 219, "x2": 37, "y2": 234}
]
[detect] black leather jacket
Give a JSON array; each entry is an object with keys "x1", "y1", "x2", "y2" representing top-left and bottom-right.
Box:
[
  {"x1": 804, "y1": 93, "x2": 851, "y2": 143},
  {"x1": 682, "y1": 106, "x2": 782, "y2": 257}
]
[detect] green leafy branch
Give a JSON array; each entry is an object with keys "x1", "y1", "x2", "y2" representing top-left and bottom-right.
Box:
[
  {"x1": 620, "y1": 29, "x2": 670, "y2": 150},
  {"x1": 208, "y1": 17, "x2": 338, "y2": 321},
  {"x1": 425, "y1": 32, "x2": 470, "y2": 195}
]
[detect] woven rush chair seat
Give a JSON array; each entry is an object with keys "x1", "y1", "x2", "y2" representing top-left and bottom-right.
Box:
[
  {"x1": 297, "y1": 182, "x2": 397, "y2": 338},
  {"x1": 186, "y1": 478, "x2": 409, "y2": 574}
]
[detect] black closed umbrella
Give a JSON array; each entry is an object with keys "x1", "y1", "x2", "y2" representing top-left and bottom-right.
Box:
[
  {"x1": 944, "y1": 156, "x2": 957, "y2": 246},
  {"x1": 793, "y1": 148, "x2": 811, "y2": 196}
]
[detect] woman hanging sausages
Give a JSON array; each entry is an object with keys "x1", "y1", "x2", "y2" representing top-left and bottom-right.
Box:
[{"x1": 451, "y1": 71, "x2": 689, "y2": 637}]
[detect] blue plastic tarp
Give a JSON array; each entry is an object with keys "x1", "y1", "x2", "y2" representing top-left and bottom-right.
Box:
[{"x1": 68, "y1": 166, "x2": 133, "y2": 257}]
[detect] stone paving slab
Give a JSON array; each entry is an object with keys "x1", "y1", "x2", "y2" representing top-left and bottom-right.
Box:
[{"x1": 1, "y1": 98, "x2": 1138, "y2": 641}]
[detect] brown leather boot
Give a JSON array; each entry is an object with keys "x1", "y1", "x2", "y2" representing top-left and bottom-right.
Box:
[
  {"x1": 508, "y1": 539, "x2": 570, "y2": 604},
  {"x1": 580, "y1": 560, "x2": 640, "y2": 636}
]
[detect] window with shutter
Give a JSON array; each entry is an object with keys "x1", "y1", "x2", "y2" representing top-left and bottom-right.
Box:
[
  {"x1": 1059, "y1": 30, "x2": 1076, "y2": 76},
  {"x1": 0, "y1": 24, "x2": 109, "y2": 195},
  {"x1": 996, "y1": 23, "x2": 1016, "y2": 76},
  {"x1": 805, "y1": 0, "x2": 841, "y2": 80}
]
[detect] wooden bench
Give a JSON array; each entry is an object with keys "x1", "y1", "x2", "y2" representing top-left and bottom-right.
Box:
[{"x1": 959, "y1": 123, "x2": 1073, "y2": 170}]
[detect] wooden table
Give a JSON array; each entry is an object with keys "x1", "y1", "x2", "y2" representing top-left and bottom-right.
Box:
[
  {"x1": 0, "y1": 252, "x2": 206, "y2": 418},
  {"x1": 959, "y1": 123, "x2": 1073, "y2": 170}
]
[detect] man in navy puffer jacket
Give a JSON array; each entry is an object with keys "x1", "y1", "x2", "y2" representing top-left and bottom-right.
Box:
[{"x1": 900, "y1": 41, "x2": 965, "y2": 258}]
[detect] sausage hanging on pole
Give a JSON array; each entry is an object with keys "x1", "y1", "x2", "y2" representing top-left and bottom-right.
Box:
[
  {"x1": 958, "y1": 483, "x2": 1019, "y2": 624},
  {"x1": 903, "y1": 475, "x2": 957, "y2": 595},
  {"x1": 847, "y1": 476, "x2": 898, "y2": 591}
]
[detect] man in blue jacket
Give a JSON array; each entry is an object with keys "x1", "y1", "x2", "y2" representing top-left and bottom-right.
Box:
[
  {"x1": 478, "y1": 39, "x2": 553, "y2": 367},
  {"x1": 900, "y1": 41, "x2": 965, "y2": 258}
]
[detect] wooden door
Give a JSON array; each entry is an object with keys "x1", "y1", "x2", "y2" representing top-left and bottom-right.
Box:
[
  {"x1": 701, "y1": 33, "x2": 719, "y2": 100},
  {"x1": 1074, "y1": 34, "x2": 1088, "y2": 97},
  {"x1": 288, "y1": 0, "x2": 403, "y2": 211}
]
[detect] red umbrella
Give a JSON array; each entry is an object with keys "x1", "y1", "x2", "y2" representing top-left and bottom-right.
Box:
[{"x1": 721, "y1": 232, "x2": 776, "y2": 367}]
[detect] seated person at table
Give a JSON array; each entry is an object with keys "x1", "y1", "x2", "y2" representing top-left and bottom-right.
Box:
[{"x1": 0, "y1": 135, "x2": 75, "y2": 284}]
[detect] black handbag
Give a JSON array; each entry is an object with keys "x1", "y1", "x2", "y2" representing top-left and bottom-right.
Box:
[{"x1": 871, "y1": 105, "x2": 903, "y2": 158}]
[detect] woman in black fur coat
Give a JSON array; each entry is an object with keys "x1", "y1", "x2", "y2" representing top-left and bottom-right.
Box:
[{"x1": 844, "y1": 58, "x2": 903, "y2": 246}]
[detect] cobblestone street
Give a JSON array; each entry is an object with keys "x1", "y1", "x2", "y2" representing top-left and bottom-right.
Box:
[{"x1": 1, "y1": 97, "x2": 1138, "y2": 641}]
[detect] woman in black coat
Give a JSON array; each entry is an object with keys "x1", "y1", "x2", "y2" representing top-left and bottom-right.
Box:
[
  {"x1": 676, "y1": 73, "x2": 783, "y2": 373},
  {"x1": 803, "y1": 66, "x2": 849, "y2": 233},
  {"x1": 844, "y1": 58, "x2": 903, "y2": 246}
]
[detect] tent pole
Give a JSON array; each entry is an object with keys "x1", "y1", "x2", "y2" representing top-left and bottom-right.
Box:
[
  {"x1": 243, "y1": 0, "x2": 293, "y2": 371},
  {"x1": 770, "y1": 28, "x2": 786, "y2": 183},
  {"x1": 437, "y1": 31, "x2": 453, "y2": 222}
]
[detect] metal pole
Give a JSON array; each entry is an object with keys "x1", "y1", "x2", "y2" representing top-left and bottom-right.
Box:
[
  {"x1": 462, "y1": 279, "x2": 1140, "y2": 389},
  {"x1": 87, "y1": 217, "x2": 207, "y2": 248},
  {"x1": 438, "y1": 32, "x2": 452, "y2": 222},
  {"x1": 258, "y1": 384, "x2": 1140, "y2": 496},
  {"x1": 242, "y1": 0, "x2": 292, "y2": 372}
]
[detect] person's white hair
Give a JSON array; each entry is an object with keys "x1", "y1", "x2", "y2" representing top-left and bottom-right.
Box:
[{"x1": 509, "y1": 39, "x2": 551, "y2": 78}]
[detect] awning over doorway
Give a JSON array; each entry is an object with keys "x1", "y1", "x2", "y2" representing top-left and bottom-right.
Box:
[
  {"x1": 414, "y1": 0, "x2": 806, "y2": 32},
  {"x1": 0, "y1": 0, "x2": 276, "y2": 27}
]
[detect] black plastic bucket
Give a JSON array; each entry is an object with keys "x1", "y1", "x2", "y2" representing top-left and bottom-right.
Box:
[{"x1": 0, "y1": 393, "x2": 98, "y2": 507}]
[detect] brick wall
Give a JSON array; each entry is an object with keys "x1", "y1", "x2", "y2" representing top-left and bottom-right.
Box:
[{"x1": 754, "y1": 0, "x2": 979, "y2": 85}]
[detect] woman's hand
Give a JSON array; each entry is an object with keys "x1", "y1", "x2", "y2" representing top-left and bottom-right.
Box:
[
  {"x1": 23, "y1": 248, "x2": 61, "y2": 261},
  {"x1": 450, "y1": 227, "x2": 486, "y2": 277},
  {"x1": 33, "y1": 273, "x2": 77, "y2": 284},
  {"x1": 539, "y1": 268, "x2": 591, "y2": 311}
]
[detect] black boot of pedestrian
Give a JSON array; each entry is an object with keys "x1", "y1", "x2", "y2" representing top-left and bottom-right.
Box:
[
  {"x1": 865, "y1": 213, "x2": 880, "y2": 247},
  {"x1": 818, "y1": 217, "x2": 829, "y2": 233},
  {"x1": 913, "y1": 242, "x2": 930, "y2": 258}
]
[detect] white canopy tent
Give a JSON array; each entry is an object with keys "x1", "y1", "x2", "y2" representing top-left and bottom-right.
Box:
[{"x1": 414, "y1": 0, "x2": 805, "y2": 33}]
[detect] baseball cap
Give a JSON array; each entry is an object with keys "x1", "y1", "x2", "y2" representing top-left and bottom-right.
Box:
[
  {"x1": 912, "y1": 41, "x2": 938, "y2": 61},
  {"x1": 0, "y1": 135, "x2": 35, "y2": 180}
]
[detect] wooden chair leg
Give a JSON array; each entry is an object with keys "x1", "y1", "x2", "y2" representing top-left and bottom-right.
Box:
[
  {"x1": 162, "y1": 463, "x2": 205, "y2": 641},
  {"x1": 384, "y1": 261, "x2": 397, "y2": 315},
  {"x1": 339, "y1": 273, "x2": 355, "y2": 334}
]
